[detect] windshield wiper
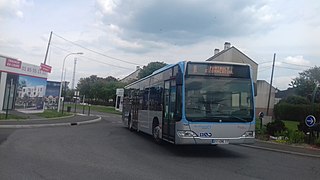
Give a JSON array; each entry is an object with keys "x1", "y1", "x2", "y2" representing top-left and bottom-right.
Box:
[
  {"x1": 209, "y1": 114, "x2": 249, "y2": 122},
  {"x1": 228, "y1": 115, "x2": 248, "y2": 122}
]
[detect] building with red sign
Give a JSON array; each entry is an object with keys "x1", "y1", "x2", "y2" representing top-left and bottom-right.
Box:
[{"x1": 0, "y1": 54, "x2": 49, "y2": 113}]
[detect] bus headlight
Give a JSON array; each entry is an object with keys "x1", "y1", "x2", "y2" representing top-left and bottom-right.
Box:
[
  {"x1": 242, "y1": 131, "x2": 255, "y2": 137},
  {"x1": 177, "y1": 130, "x2": 198, "y2": 138}
]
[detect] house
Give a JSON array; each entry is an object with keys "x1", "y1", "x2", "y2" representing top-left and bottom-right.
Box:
[
  {"x1": 120, "y1": 66, "x2": 141, "y2": 84},
  {"x1": 19, "y1": 85, "x2": 45, "y2": 98},
  {"x1": 256, "y1": 80, "x2": 277, "y2": 116},
  {"x1": 206, "y1": 42, "x2": 258, "y2": 83},
  {"x1": 206, "y1": 42, "x2": 275, "y2": 119}
]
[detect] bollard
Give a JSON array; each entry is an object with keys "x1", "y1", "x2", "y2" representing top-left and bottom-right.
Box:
[
  {"x1": 258, "y1": 112, "x2": 264, "y2": 130},
  {"x1": 74, "y1": 102, "x2": 77, "y2": 113},
  {"x1": 82, "y1": 105, "x2": 85, "y2": 114},
  {"x1": 88, "y1": 104, "x2": 91, "y2": 116},
  {"x1": 62, "y1": 99, "x2": 65, "y2": 114}
]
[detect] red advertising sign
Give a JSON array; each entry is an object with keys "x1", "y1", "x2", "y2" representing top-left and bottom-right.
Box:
[
  {"x1": 40, "y1": 63, "x2": 52, "y2": 73},
  {"x1": 5, "y1": 58, "x2": 22, "y2": 69}
]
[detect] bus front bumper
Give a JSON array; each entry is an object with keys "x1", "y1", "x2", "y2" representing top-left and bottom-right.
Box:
[{"x1": 175, "y1": 136, "x2": 255, "y2": 145}]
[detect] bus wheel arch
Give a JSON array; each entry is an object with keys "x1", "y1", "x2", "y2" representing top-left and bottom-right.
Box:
[{"x1": 152, "y1": 117, "x2": 161, "y2": 143}]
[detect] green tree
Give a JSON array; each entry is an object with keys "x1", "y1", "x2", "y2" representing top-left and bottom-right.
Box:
[
  {"x1": 290, "y1": 66, "x2": 320, "y2": 97},
  {"x1": 138, "y1": 61, "x2": 167, "y2": 79},
  {"x1": 77, "y1": 75, "x2": 99, "y2": 100},
  {"x1": 76, "y1": 75, "x2": 125, "y2": 103},
  {"x1": 279, "y1": 95, "x2": 309, "y2": 105}
]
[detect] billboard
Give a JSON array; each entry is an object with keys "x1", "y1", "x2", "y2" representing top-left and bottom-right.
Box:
[
  {"x1": 44, "y1": 81, "x2": 61, "y2": 109},
  {"x1": 0, "y1": 56, "x2": 48, "y2": 78},
  {"x1": 15, "y1": 75, "x2": 47, "y2": 110}
]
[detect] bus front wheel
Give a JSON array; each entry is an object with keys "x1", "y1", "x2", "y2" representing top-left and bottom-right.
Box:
[{"x1": 152, "y1": 124, "x2": 161, "y2": 143}]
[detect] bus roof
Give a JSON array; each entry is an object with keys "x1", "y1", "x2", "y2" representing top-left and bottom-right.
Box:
[
  {"x1": 125, "y1": 61, "x2": 185, "y2": 88},
  {"x1": 125, "y1": 61, "x2": 251, "y2": 88},
  {"x1": 190, "y1": 61, "x2": 251, "y2": 67}
]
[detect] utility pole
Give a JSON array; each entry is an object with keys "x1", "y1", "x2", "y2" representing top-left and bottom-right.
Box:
[
  {"x1": 267, "y1": 53, "x2": 276, "y2": 116},
  {"x1": 71, "y1": 58, "x2": 77, "y2": 90},
  {"x1": 43, "y1": 31, "x2": 53, "y2": 65}
]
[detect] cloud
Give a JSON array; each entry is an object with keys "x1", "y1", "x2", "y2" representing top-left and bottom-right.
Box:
[
  {"x1": 95, "y1": 0, "x2": 278, "y2": 48},
  {"x1": 0, "y1": 0, "x2": 33, "y2": 20},
  {"x1": 96, "y1": 0, "x2": 118, "y2": 14},
  {"x1": 274, "y1": 75, "x2": 296, "y2": 90},
  {"x1": 283, "y1": 55, "x2": 311, "y2": 66}
]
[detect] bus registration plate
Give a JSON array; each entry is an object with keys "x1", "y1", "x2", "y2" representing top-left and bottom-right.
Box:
[{"x1": 212, "y1": 139, "x2": 229, "y2": 144}]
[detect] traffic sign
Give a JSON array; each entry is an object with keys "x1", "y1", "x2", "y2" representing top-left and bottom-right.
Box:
[
  {"x1": 305, "y1": 115, "x2": 316, "y2": 127},
  {"x1": 40, "y1": 63, "x2": 52, "y2": 73}
]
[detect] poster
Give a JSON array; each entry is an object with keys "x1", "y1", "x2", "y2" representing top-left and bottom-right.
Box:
[
  {"x1": 45, "y1": 81, "x2": 61, "y2": 109},
  {"x1": 15, "y1": 75, "x2": 47, "y2": 111}
]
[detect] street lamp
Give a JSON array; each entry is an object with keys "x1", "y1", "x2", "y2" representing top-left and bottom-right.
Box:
[{"x1": 57, "y1": 52, "x2": 83, "y2": 112}]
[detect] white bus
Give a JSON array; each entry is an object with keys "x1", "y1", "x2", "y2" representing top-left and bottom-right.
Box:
[{"x1": 122, "y1": 61, "x2": 255, "y2": 145}]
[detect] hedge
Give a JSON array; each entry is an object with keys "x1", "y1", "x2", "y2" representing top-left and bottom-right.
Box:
[{"x1": 274, "y1": 102, "x2": 320, "y2": 122}]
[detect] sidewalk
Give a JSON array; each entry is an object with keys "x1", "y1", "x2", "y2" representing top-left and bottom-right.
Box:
[
  {"x1": 0, "y1": 110, "x2": 101, "y2": 128},
  {"x1": 240, "y1": 139, "x2": 320, "y2": 158}
]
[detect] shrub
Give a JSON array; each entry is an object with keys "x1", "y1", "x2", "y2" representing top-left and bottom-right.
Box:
[
  {"x1": 315, "y1": 137, "x2": 320, "y2": 147},
  {"x1": 266, "y1": 120, "x2": 287, "y2": 136},
  {"x1": 274, "y1": 102, "x2": 320, "y2": 122},
  {"x1": 280, "y1": 95, "x2": 309, "y2": 104},
  {"x1": 287, "y1": 130, "x2": 305, "y2": 144}
]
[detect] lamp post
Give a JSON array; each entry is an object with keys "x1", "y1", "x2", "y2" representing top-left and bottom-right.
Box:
[{"x1": 57, "y1": 52, "x2": 83, "y2": 112}]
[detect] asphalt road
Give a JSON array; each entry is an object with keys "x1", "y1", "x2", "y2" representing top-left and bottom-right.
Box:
[{"x1": 0, "y1": 114, "x2": 320, "y2": 180}]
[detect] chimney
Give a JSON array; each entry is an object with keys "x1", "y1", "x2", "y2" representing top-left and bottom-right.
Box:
[
  {"x1": 214, "y1": 48, "x2": 220, "y2": 55},
  {"x1": 224, "y1": 42, "x2": 231, "y2": 50},
  {"x1": 136, "y1": 66, "x2": 140, "y2": 70}
]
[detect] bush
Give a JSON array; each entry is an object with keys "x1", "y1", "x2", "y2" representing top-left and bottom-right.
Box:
[
  {"x1": 274, "y1": 102, "x2": 320, "y2": 122},
  {"x1": 266, "y1": 120, "x2": 287, "y2": 136},
  {"x1": 315, "y1": 137, "x2": 320, "y2": 147},
  {"x1": 280, "y1": 95, "x2": 309, "y2": 104},
  {"x1": 287, "y1": 130, "x2": 305, "y2": 144}
]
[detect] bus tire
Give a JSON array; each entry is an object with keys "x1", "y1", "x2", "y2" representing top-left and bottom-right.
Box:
[{"x1": 152, "y1": 119, "x2": 161, "y2": 143}]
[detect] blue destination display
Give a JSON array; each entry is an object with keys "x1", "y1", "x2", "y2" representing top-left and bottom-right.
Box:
[{"x1": 187, "y1": 62, "x2": 250, "y2": 78}]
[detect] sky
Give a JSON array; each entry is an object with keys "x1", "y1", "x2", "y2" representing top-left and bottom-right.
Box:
[{"x1": 0, "y1": 0, "x2": 319, "y2": 90}]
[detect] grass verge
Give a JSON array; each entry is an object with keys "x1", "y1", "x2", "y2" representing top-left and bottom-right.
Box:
[
  {"x1": 255, "y1": 119, "x2": 299, "y2": 132},
  {"x1": 0, "y1": 114, "x2": 26, "y2": 120},
  {"x1": 34, "y1": 110, "x2": 72, "y2": 118},
  {"x1": 76, "y1": 104, "x2": 121, "y2": 115},
  {"x1": 283, "y1": 120, "x2": 299, "y2": 131}
]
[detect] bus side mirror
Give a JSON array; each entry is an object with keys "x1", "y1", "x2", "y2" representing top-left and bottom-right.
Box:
[
  {"x1": 176, "y1": 71, "x2": 183, "y2": 86},
  {"x1": 254, "y1": 83, "x2": 257, "y2": 97}
]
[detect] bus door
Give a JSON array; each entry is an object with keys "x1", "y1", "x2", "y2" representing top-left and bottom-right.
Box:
[{"x1": 163, "y1": 80, "x2": 176, "y2": 142}]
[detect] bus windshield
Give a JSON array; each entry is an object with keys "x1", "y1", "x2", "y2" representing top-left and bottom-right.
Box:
[{"x1": 185, "y1": 76, "x2": 254, "y2": 122}]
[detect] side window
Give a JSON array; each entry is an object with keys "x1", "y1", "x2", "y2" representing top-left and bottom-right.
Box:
[{"x1": 148, "y1": 83, "x2": 163, "y2": 111}]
